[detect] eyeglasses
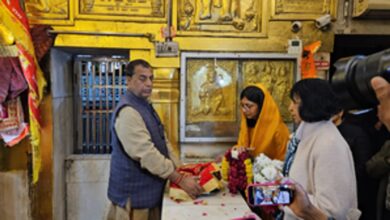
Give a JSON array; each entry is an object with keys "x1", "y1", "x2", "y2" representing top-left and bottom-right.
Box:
[{"x1": 240, "y1": 103, "x2": 256, "y2": 111}]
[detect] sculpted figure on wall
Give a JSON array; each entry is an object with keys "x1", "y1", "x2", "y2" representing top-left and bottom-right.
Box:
[
  {"x1": 192, "y1": 65, "x2": 229, "y2": 116},
  {"x1": 179, "y1": 0, "x2": 260, "y2": 33},
  {"x1": 151, "y1": 0, "x2": 163, "y2": 16},
  {"x1": 244, "y1": 62, "x2": 260, "y2": 85},
  {"x1": 25, "y1": 0, "x2": 67, "y2": 14},
  {"x1": 78, "y1": 0, "x2": 164, "y2": 18},
  {"x1": 273, "y1": 64, "x2": 289, "y2": 105},
  {"x1": 259, "y1": 61, "x2": 275, "y2": 94},
  {"x1": 199, "y1": 0, "x2": 237, "y2": 21},
  {"x1": 274, "y1": 0, "x2": 335, "y2": 19},
  {"x1": 243, "y1": 61, "x2": 275, "y2": 93},
  {"x1": 187, "y1": 60, "x2": 237, "y2": 124},
  {"x1": 273, "y1": 63, "x2": 293, "y2": 121},
  {"x1": 81, "y1": 0, "x2": 95, "y2": 13},
  {"x1": 243, "y1": 61, "x2": 294, "y2": 121}
]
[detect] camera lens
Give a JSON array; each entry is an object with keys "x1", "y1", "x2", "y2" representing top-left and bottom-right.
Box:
[{"x1": 331, "y1": 49, "x2": 390, "y2": 110}]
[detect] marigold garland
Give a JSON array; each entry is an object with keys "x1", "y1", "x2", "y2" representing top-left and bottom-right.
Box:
[{"x1": 221, "y1": 148, "x2": 253, "y2": 194}]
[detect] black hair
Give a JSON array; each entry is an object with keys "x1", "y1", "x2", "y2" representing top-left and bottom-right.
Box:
[
  {"x1": 125, "y1": 59, "x2": 152, "y2": 77},
  {"x1": 240, "y1": 86, "x2": 265, "y2": 127},
  {"x1": 290, "y1": 78, "x2": 340, "y2": 122}
]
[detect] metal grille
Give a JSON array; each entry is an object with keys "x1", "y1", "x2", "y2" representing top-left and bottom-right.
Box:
[{"x1": 74, "y1": 56, "x2": 128, "y2": 154}]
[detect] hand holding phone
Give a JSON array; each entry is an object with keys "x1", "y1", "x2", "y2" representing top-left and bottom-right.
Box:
[{"x1": 247, "y1": 183, "x2": 294, "y2": 206}]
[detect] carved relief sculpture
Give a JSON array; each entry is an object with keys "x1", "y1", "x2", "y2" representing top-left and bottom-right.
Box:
[
  {"x1": 192, "y1": 66, "x2": 229, "y2": 115},
  {"x1": 243, "y1": 60, "x2": 294, "y2": 121},
  {"x1": 199, "y1": 0, "x2": 237, "y2": 21},
  {"x1": 81, "y1": 0, "x2": 95, "y2": 13},
  {"x1": 273, "y1": 0, "x2": 336, "y2": 19},
  {"x1": 273, "y1": 64, "x2": 288, "y2": 104},
  {"x1": 25, "y1": 0, "x2": 68, "y2": 19},
  {"x1": 259, "y1": 61, "x2": 275, "y2": 94},
  {"x1": 78, "y1": 0, "x2": 165, "y2": 18},
  {"x1": 178, "y1": 0, "x2": 261, "y2": 33},
  {"x1": 187, "y1": 60, "x2": 237, "y2": 123},
  {"x1": 151, "y1": 0, "x2": 163, "y2": 16},
  {"x1": 273, "y1": 63, "x2": 292, "y2": 120},
  {"x1": 244, "y1": 62, "x2": 261, "y2": 85}
]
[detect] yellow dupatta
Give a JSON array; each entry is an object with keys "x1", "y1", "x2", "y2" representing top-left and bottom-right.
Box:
[{"x1": 237, "y1": 84, "x2": 290, "y2": 160}]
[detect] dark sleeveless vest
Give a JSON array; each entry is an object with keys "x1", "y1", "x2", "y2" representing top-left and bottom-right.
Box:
[{"x1": 108, "y1": 90, "x2": 169, "y2": 208}]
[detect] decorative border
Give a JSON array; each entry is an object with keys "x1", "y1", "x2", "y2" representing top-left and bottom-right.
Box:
[
  {"x1": 74, "y1": 0, "x2": 168, "y2": 23},
  {"x1": 271, "y1": 0, "x2": 337, "y2": 20}
]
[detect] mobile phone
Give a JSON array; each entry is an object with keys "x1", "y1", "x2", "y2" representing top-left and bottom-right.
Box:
[{"x1": 247, "y1": 183, "x2": 293, "y2": 206}]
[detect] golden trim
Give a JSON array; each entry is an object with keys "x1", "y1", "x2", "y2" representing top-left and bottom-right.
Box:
[
  {"x1": 74, "y1": 0, "x2": 168, "y2": 23},
  {"x1": 271, "y1": 0, "x2": 337, "y2": 20}
]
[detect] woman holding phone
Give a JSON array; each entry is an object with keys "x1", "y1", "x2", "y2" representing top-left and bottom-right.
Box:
[{"x1": 281, "y1": 78, "x2": 360, "y2": 220}]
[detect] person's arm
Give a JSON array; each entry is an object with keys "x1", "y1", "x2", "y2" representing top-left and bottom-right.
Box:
[
  {"x1": 288, "y1": 181, "x2": 328, "y2": 220},
  {"x1": 115, "y1": 107, "x2": 175, "y2": 178},
  {"x1": 164, "y1": 135, "x2": 182, "y2": 168},
  {"x1": 116, "y1": 107, "x2": 203, "y2": 198},
  {"x1": 309, "y1": 132, "x2": 358, "y2": 220}
]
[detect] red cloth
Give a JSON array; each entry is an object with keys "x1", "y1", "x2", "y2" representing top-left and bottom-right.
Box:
[
  {"x1": 0, "y1": 57, "x2": 28, "y2": 104},
  {"x1": 169, "y1": 162, "x2": 222, "y2": 201}
]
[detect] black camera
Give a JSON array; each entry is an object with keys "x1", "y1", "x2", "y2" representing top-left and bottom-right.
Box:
[{"x1": 330, "y1": 48, "x2": 390, "y2": 110}]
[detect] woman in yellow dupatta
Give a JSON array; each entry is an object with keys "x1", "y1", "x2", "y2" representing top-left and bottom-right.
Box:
[{"x1": 237, "y1": 83, "x2": 289, "y2": 160}]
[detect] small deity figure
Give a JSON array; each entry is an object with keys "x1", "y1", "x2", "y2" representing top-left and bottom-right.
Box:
[
  {"x1": 151, "y1": 0, "x2": 163, "y2": 16},
  {"x1": 242, "y1": 0, "x2": 257, "y2": 31},
  {"x1": 245, "y1": 62, "x2": 260, "y2": 85},
  {"x1": 192, "y1": 66, "x2": 229, "y2": 116},
  {"x1": 273, "y1": 64, "x2": 289, "y2": 105},
  {"x1": 259, "y1": 62, "x2": 274, "y2": 94},
  {"x1": 26, "y1": 0, "x2": 66, "y2": 14},
  {"x1": 199, "y1": 0, "x2": 240, "y2": 21},
  {"x1": 81, "y1": 0, "x2": 95, "y2": 13}
]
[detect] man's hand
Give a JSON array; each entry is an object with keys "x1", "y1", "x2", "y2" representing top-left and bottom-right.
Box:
[
  {"x1": 371, "y1": 76, "x2": 390, "y2": 131},
  {"x1": 178, "y1": 175, "x2": 204, "y2": 199},
  {"x1": 168, "y1": 171, "x2": 203, "y2": 199}
]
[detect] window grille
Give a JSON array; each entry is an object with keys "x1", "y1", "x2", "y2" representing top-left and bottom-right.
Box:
[{"x1": 74, "y1": 56, "x2": 128, "y2": 154}]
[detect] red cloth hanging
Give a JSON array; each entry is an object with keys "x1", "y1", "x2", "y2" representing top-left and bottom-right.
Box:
[{"x1": 0, "y1": 57, "x2": 28, "y2": 104}]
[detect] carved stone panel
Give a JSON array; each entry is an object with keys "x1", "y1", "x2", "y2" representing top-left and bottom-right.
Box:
[
  {"x1": 272, "y1": 0, "x2": 337, "y2": 20},
  {"x1": 25, "y1": 0, "x2": 72, "y2": 25},
  {"x1": 178, "y1": 0, "x2": 264, "y2": 36},
  {"x1": 76, "y1": 0, "x2": 166, "y2": 21}
]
